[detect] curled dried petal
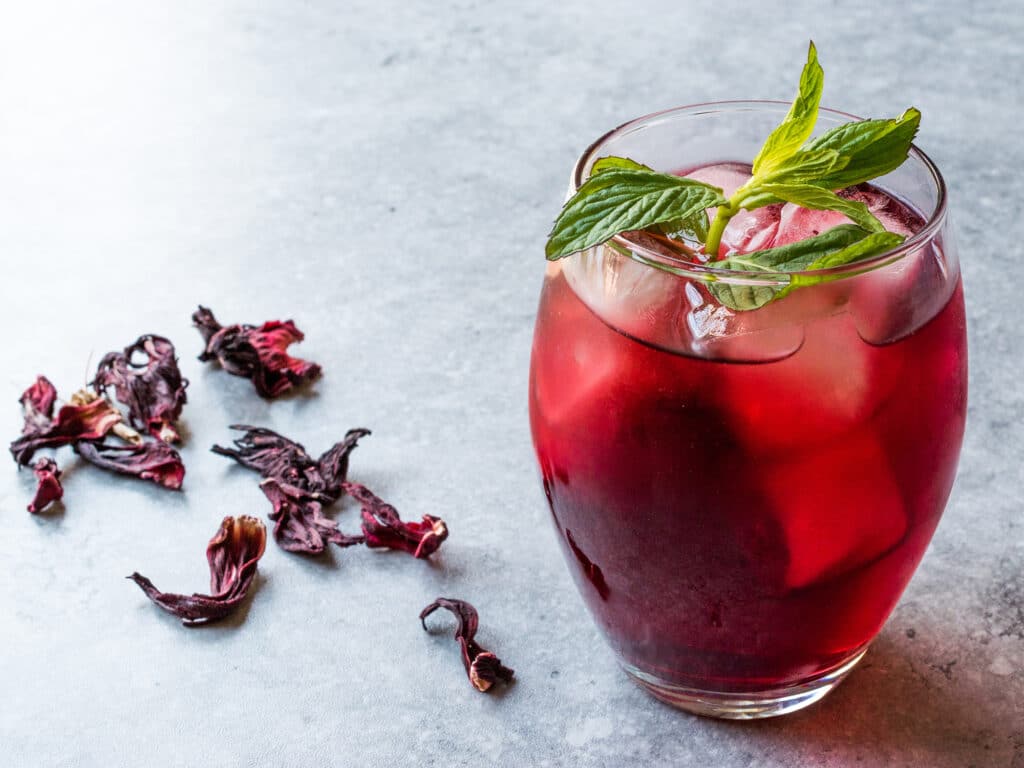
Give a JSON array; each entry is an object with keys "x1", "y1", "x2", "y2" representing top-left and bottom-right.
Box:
[
  {"x1": 345, "y1": 482, "x2": 448, "y2": 559},
  {"x1": 212, "y1": 425, "x2": 370, "y2": 501},
  {"x1": 260, "y1": 478, "x2": 364, "y2": 554},
  {"x1": 316, "y1": 428, "x2": 372, "y2": 492},
  {"x1": 19, "y1": 376, "x2": 57, "y2": 433},
  {"x1": 206, "y1": 514, "x2": 268, "y2": 596},
  {"x1": 28, "y1": 457, "x2": 63, "y2": 513},
  {"x1": 129, "y1": 516, "x2": 266, "y2": 625},
  {"x1": 420, "y1": 598, "x2": 514, "y2": 692},
  {"x1": 74, "y1": 440, "x2": 185, "y2": 490},
  {"x1": 10, "y1": 392, "x2": 122, "y2": 466},
  {"x1": 193, "y1": 306, "x2": 321, "y2": 398},
  {"x1": 94, "y1": 335, "x2": 188, "y2": 443}
]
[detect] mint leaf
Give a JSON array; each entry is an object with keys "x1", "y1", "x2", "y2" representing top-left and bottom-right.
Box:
[
  {"x1": 718, "y1": 224, "x2": 872, "y2": 272},
  {"x1": 706, "y1": 282, "x2": 781, "y2": 311},
  {"x1": 803, "y1": 108, "x2": 921, "y2": 189},
  {"x1": 589, "y1": 158, "x2": 713, "y2": 242},
  {"x1": 751, "y1": 42, "x2": 824, "y2": 175},
  {"x1": 546, "y1": 167, "x2": 726, "y2": 260},
  {"x1": 657, "y1": 209, "x2": 711, "y2": 243},
  {"x1": 798, "y1": 230, "x2": 905, "y2": 271},
  {"x1": 756, "y1": 183, "x2": 885, "y2": 232},
  {"x1": 709, "y1": 226, "x2": 905, "y2": 310},
  {"x1": 753, "y1": 148, "x2": 849, "y2": 186},
  {"x1": 590, "y1": 156, "x2": 652, "y2": 174}
]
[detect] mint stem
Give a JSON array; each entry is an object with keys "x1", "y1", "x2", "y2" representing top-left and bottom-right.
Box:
[{"x1": 704, "y1": 203, "x2": 736, "y2": 259}]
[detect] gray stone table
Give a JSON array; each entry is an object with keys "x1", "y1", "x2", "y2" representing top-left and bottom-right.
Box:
[{"x1": 1, "y1": 1, "x2": 1021, "y2": 766}]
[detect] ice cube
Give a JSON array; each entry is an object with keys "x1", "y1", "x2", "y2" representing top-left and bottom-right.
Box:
[
  {"x1": 774, "y1": 204, "x2": 851, "y2": 247},
  {"x1": 684, "y1": 162, "x2": 751, "y2": 198},
  {"x1": 757, "y1": 430, "x2": 908, "y2": 590},
  {"x1": 841, "y1": 184, "x2": 919, "y2": 238},
  {"x1": 771, "y1": 184, "x2": 921, "y2": 250},
  {"x1": 716, "y1": 311, "x2": 907, "y2": 455},
  {"x1": 684, "y1": 163, "x2": 781, "y2": 255},
  {"x1": 722, "y1": 206, "x2": 781, "y2": 254}
]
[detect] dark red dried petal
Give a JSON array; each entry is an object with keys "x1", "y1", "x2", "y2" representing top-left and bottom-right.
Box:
[
  {"x1": 129, "y1": 516, "x2": 266, "y2": 625},
  {"x1": 316, "y1": 428, "x2": 372, "y2": 493},
  {"x1": 28, "y1": 457, "x2": 63, "y2": 513},
  {"x1": 212, "y1": 425, "x2": 369, "y2": 501},
  {"x1": 260, "y1": 478, "x2": 364, "y2": 554},
  {"x1": 206, "y1": 514, "x2": 268, "y2": 597},
  {"x1": 10, "y1": 394, "x2": 122, "y2": 466},
  {"x1": 94, "y1": 335, "x2": 188, "y2": 443},
  {"x1": 74, "y1": 440, "x2": 185, "y2": 490},
  {"x1": 469, "y1": 653, "x2": 514, "y2": 693},
  {"x1": 420, "y1": 598, "x2": 514, "y2": 692},
  {"x1": 345, "y1": 482, "x2": 448, "y2": 559},
  {"x1": 19, "y1": 376, "x2": 57, "y2": 433},
  {"x1": 193, "y1": 306, "x2": 321, "y2": 398}
]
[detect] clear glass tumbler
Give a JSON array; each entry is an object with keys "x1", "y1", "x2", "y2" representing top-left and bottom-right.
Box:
[{"x1": 528, "y1": 102, "x2": 967, "y2": 718}]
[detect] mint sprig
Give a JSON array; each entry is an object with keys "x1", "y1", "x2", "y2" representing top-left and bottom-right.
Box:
[{"x1": 544, "y1": 42, "x2": 922, "y2": 311}]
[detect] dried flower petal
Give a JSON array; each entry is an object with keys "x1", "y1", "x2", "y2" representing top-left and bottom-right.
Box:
[
  {"x1": 28, "y1": 457, "x2": 63, "y2": 513},
  {"x1": 10, "y1": 389, "x2": 122, "y2": 466},
  {"x1": 94, "y1": 335, "x2": 188, "y2": 443},
  {"x1": 420, "y1": 598, "x2": 514, "y2": 692},
  {"x1": 74, "y1": 440, "x2": 185, "y2": 489},
  {"x1": 193, "y1": 306, "x2": 322, "y2": 398},
  {"x1": 129, "y1": 516, "x2": 266, "y2": 625},
  {"x1": 212, "y1": 425, "x2": 370, "y2": 501},
  {"x1": 19, "y1": 376, "x2": 57, "y2": 433},
  {"x1": 260, "y1": 478, "x2": 364, "y2": 554},
  {"x1": 344, "y1": 482, "x2": 448, "y2": 559}
]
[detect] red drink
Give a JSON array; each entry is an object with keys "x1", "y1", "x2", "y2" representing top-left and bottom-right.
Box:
[{"x1": 530, "y1": 116, "x2": 967, "y2": 717}]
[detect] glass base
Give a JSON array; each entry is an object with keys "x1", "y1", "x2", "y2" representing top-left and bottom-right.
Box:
[{"x1": 623, "y1": 647, "x2": 868, "y2": 720}]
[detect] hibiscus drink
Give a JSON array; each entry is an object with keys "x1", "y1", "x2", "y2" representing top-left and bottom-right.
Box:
[{"x1": 532, "y1": 87, "x2": 967, "y2": 718}]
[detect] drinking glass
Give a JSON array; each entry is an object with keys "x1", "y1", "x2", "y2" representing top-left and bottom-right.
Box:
[{"x1": 528, "y1": 102, "x2": 967, "y2": 718}]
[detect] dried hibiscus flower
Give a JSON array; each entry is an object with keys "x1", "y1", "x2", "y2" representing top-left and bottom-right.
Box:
[
  {"x1": 344, "y1": 482, "x2": 448, "y2": 559},
  {"x1": 129, "y1": 515, "x2": 266, "y2": 625},
  {"x1": 212, "y1": 425, "x2": 369, "y2": 501},
  {"x1": 19, "y1": 376, "x2": 57, "y2": 433},
  {"x1": 28, "y1": 457, "x2": 63, "y2": 513},
  {"x1": 94, "y1": 334, "x2": 188, "y2": 443},
  {"x1": 420, "y1": 598, "x2": 514, "y2": 692},
  {"x1": 193, "y1": 306, "x2": 322, "y2": 398},
  {"x1": 74, "y1": 439, "x2": 185, "y2": 490},
  {"x1": 260, "y1": 478, "x2": 364, "y2": 554},
  {"x1": 10, "y1": 385, "x2": 123, "y2": 466},
  {"x1": 212, "y1": 425, "x2": 371, "y2": 554}
]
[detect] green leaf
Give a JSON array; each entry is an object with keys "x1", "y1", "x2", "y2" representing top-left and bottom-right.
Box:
[
  {"x1": 707, "y1": 282, "x2": 782, "y2": 311},
  {"x1": 800, "y1": 230, "x2": 905, "y2": 271},
  {"x1": 590, "y1": 156, "x2": 652, "y2": 174},
  {"x1": 545, "y1": 166, "x2": 727, "y2": 260},
  {"x1": 657, "y1": 209, "x2": 710, "y2": 243},
  {"x1": 757, "y1": 183, "x2": 885, "y2": 232},
  {"x1": 708, "y1": 225, "x2": 906, "y2": 310},
  {"x1": 754, "y1": 148, "x2": 849, "y2": 185},
  {"x1": 591, "y1": 158, "x2": 712, "y2": 240},
  {"x1": 751, "y1": 41, "x2": 824, "y2": 175},
  {"x1": 718, "y1": 223, "x2": 872, "y2": 272},
  {"x1": 803, "y1": 107, "x2": 921, "y2": 189}
]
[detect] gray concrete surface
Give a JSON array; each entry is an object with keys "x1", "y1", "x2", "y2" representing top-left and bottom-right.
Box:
[{"x1": 1, "y1": 1, "x2": 1021, "y2": 766}]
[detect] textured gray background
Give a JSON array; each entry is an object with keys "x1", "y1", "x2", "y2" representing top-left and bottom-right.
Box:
[{"x1": 1, "y1": 1, "x2": 1021, "y2": 766}]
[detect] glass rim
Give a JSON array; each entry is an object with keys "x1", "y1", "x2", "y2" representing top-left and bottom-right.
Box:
[{"x1": 571, "y1": 100, "x2": 948, "y2": 284}]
